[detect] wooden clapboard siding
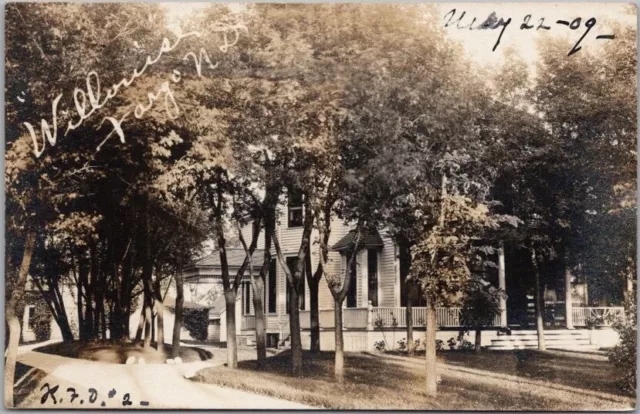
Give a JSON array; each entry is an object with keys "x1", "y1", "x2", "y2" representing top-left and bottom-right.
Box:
[
  {"x1": 318, "y1": 215, "x2": 351, "y2": 309},
  {"x1": 239, "y1": 221, "x2": 266, "y2": 250},
  {"x1": 207, "y1": 320, "x2": 221, "y2": 342},
  {"x1": 232, "y1": 208, "x2": 404, "y2": 334}
]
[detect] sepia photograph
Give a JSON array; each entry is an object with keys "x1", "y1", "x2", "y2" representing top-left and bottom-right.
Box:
[{"x1": 4, "y1": 2, "x2": 637, "y2": 410}]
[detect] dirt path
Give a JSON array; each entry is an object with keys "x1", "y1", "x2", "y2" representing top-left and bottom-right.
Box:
[{"x1": 15, "y1": 349, "x2": 310, "y2": 409}]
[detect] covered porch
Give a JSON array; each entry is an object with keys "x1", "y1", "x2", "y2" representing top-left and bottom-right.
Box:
[{"x1": 239, "y1": 303, "x2": 624, "y2": 331}]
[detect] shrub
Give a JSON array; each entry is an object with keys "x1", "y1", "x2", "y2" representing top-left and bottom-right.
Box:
[
  {"x1": 459, "y1": 338, "x2": 474, "y2": 351},
  {"x1": 397, "y1": 338, "x2": 407, "y2": 351},
  {"x1": 182, "y1": 308, "x2": 210, "y2": 341},
  {"x1": 435, "y1": 339, "x2": 444, "y2": 352},
  {"x1": 374, "y1": 340, "x2": 386, "y2": 352},
  {"x1": 607, "y1": 298, "x2": 636, "y2": 395},
  {"x1": 447, "y1": 337, "x2": 457, "y2": 350}
]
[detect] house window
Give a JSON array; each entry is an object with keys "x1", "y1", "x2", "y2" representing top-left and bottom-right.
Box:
[
  {"x1": 25, "y1": 306, "x2": 36, "y2": 332},
  {"x1": 368, "y1": 249, "x2": 378, "y2": 307},
  {"x1": 268, "y1": 259, "x2": 277, "y2": 314},
  {"x1": 287, "y1": 190, "x2": 304, "y2": 228},
  {"x1": 285, "y1": 257, "x2": 306, "y2": 313}
]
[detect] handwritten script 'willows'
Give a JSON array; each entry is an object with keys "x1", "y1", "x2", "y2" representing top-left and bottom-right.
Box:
[{"x1": 23, "y1": 23, "x2": 246, "y2": 158}]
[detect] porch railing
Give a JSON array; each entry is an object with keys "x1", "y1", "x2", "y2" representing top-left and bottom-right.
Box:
[
  {"x1": 247, "y1": 306, "x2": 623, "y2": 331},
  {"x1": 373, "y1": 307, "x2": 500, "y2": 328},
  {"x1": 572, "y1": 307, "x2": 624, "y2": 327},
  {"x1": 298, "y1": 305, "x2": 502, "y2": 330},
  {"x1": 299, "y1": 308, "x2": 369, "y2": 330}
]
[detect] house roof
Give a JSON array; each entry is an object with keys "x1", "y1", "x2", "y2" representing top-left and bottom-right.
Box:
[
  {"x1": 193, "y1": 248, "x2": 265, "y2": 269},
  {"x1": 332, "y1": 228, "x2": 384, "y2": 252},
  {"x1": 163, "y1": 296, "x2": 211, "y2": 310},
  {"x1": 210, "y1": 295, "x2": 226, "y2": 317}
]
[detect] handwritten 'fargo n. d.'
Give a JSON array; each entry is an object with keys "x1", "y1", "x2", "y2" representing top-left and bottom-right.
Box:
[{"x1": 23, "y1": 23, "x2": 246, "y2": 158}]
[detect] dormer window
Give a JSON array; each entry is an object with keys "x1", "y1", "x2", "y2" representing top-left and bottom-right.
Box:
[{"x1": 287, "y1": 190, "x2": 304, "y2": 228}]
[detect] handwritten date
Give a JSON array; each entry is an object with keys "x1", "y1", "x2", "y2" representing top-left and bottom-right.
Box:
[{"x1": 444, "y1": 9, "x2": 615, "y2": 56}]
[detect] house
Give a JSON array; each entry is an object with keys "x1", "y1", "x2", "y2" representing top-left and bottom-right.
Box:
[
  {"x1": 19, "y1": 193, "x2": 623, "y2": 351},
  {"x1": 20, "y1": 273, "x2": 216, "y2": 346},
  {"x1": 183, "y1": 194, "x2": 625, "y2": 351}
]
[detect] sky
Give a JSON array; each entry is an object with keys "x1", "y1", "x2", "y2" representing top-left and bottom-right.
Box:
[{"x1": 161, "y1": 2, "x2": 635, "y2": 66}]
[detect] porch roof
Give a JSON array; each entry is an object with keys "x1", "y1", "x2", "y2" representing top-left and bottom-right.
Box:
[
  {"x1": 184, "y1": 248, "x2": 264, "y2": 281},
  {"x1": 331, "y1": 228, "x2": 384, "y2": 252},
  {"x1": 163, "y1": 295, "x2": 211, "y2": 310},
  {"x1": 194, "y1": 248, "x2": 265, "y2": 268}
]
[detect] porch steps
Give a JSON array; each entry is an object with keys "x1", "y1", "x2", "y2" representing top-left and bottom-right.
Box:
[{"x1": 487, "y1": 330, "x2": 598, "y2": 351}]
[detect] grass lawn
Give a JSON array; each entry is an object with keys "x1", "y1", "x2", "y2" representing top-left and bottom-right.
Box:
[
  {"x1": 192, "y1": 350, "x2": 635, "y2": 410},
  {"x1": 13, "y1": 362, "x2": 46, "y2": 407},
  {"x1": 33, "y1": 340, "x2": 213, "y2": 364},
  {"x1": 439, "y1": 349, "x2": 627, "y2": 397}
]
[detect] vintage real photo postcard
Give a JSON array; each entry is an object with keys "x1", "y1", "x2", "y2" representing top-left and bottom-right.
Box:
[{"x1": 4, "y1": 1, "x2": 637, "y2": 410}]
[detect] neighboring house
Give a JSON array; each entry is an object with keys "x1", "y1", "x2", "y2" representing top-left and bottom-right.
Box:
[
  {"x1": 205, "y1": 294, "x2": 243, "y2": 343},
  {"x1": 20, "y1": 276, "x2": 76, "y2": 345},
  {"x1": 127, "y1": 294, "x2": 213, "y2": 344},
  {"x1": 20, "y1": 274, "x2": 214, "y2": 345},
  {"x1": 184, "y1": 193, "x2": 625, "y2": 351}
]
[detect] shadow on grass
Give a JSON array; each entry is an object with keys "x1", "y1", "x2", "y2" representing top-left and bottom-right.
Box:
[
  {"x1": 14, "y1": 362, "x2": 46, "y2": 407},
  {"x1": 193, "y1": 350, "x2": 632, "y2": 410},
  {"x1": 33, "y1": 340, "x2": 213, "y2": 364},
  {"x1": 194, "y1": 350, "x2": 436, "y2": 409},
  {"x1": 440, "y1": 349, "x2": 627, "y2": 397},
  {"x1": 234, "y1": 350, "x2": 419, "y2": 391}
]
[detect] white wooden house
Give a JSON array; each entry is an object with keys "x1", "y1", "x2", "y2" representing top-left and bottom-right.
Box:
[{"x1": 183, "y1": 193, "x2": 624, "y2": 351}]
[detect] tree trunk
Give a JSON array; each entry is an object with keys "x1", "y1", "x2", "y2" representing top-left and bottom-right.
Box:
[
  {"x1": 309, "y1": 278, "x2": 320, "y2": 353},
  {"x1": 498, "y1": 242, "x2": 507, "y2": 326},
  {"x1": 224, "y1": 290, "x2": 238, "y2": 368},
  {"x1": 406, "y1": 283, "x2": 415, "y2": 355},
  {"x1": 531, "y1": 248, "x2": 546, "y2": 351},
  {"x1": 151, "y1": 312, "x2": 156, "y2": 343},
  {"x1": 255, "y1": 213, "x2": 275, "y2": 365},
  {"x1": 94, "y1": 265, "x2": 105, "y2": 339},
  {"x1": 5, "y1": 230, "x2": 36, "y2": 408},
  {"x1": 33, "y1": 278, "x2": 74, "y2": 342},
  {"x1": 135, "y1": 301, "x2": 146, "y2": 344},
  {"x1": 564, "y1": 262, "x2": 574, "y2": 329},
  {"x1": 143, "y1": 295, "x2": 152, "y2": 350},
  {"x1": 76, "y1": 270, "x2": 85, "y2": 340},
  {"x1": 77, "y1": 255, "x2": 92, "y2": 340},
  {"x1": 289, "y1": 287, "x2": 303, "y2": 375},
  {"x1": 172, "y1": 267, "x2": 184, "y2": 359},
  {"x1": 85, "y1": 244, "x2": 97, "y2": 340},
  {"x1": 100, "y1": 301, "x2": 107, "y2": 339},
  {"x1": 154, "y1": 277, "x2": 165, "y2": 353},
  {"x1": 334, "y1": 301, "x2": 345, "y2": 382},
  {"x1": 425, "y1": 300, "x2": 438, "y2": 396},
  {"x1": 252, "y1": 277, "x2": 266, "y2": 366},
  {"x1": 475, "y1": 328, "x2": 481, "y2": 352}
]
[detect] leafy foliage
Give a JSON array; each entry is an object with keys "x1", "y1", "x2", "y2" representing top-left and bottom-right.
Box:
[
  {"x1": 607, "y1": 298, "x2": 637, "y2": 395},
  {"x1": 459, "y1": 276, "x2": 504, "y2": 332}
]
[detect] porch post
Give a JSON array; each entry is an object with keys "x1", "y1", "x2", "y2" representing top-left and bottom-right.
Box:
[
  {"x1": 367, "y1": 300, "x2": 373, "y2": 331},
  {"x1": 565, "y1": 267, "x2": 574, "y2": 329},
  {"x1": 498, "y1": 242, "x2": 507, "y2": 327}
]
